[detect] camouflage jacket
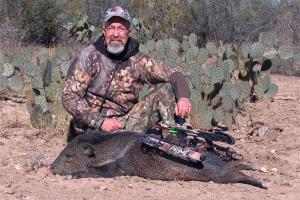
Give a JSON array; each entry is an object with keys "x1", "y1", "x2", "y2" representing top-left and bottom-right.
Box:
[{"x1": 62, "y1": 36, "x2": 190, "y2": 130}]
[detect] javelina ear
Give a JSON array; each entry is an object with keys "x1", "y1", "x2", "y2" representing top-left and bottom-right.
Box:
[{"x1": 83, "y1": 143, "x2": 95, "y2": 157}]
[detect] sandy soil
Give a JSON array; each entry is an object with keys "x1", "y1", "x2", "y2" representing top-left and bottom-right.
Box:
[{"x1": 0, "y1": 74, "x2": 299, "y2": 200}]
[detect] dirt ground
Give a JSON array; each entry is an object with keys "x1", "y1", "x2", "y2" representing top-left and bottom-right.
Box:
[{"x1": 0, "y1": 74, "x2": 299, "y2": 200}]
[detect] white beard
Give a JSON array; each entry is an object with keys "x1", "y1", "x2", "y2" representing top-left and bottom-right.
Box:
[{"x1": 107, "y1": 44, "x2": 125, "y2": 55}]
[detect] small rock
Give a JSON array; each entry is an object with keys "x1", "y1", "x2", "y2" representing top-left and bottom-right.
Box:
[
  {"x1": 101, "y1": 186, "x2": 108, "y2": 191},
  {"x1": 271, "y1": 149, "x2": 276, "y2": 154},
  {"x1": 145, "y1": 188, "x2": 151, "y2": 191},
  {"x1": 15, "y1": 164, "x2": 22, "y2": 171},
  {"x1": 50, "y1": 179, "x2": 57, "y2": 182},
  {"x1": 128, "y1": 184, "x2": 133, "y2": 188},
  {"x1": 240, "y1": 139, "x2": 245, "y2": 142},
  {"x1": 259, "y1": 166, "x2": 268, "y2": 173},
  {"x1": 271, "y1": 168, "x2": 278, "y2": 173}
]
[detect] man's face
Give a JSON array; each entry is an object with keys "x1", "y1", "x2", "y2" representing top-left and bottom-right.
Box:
[{"x1": 103, "y1": 17, "x2": 132, "y2": 55}]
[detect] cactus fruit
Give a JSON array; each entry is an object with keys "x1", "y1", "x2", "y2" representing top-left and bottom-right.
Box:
[
  {"x1": 278, "y1": 45, "x2": 294, "y2": 60},
  {"x1": 8, "y1": 70, "x2": 23, "y2": 91},
  {"x1": 2, "y1": 63, "x2": 14, "y2": 77}
]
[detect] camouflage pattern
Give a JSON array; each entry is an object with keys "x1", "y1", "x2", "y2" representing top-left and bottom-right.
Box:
[
  {"x1": 62, "y1": 45, "x2": 178, "y2": 130},
  {"x1": 117, "y1": 83, "x2": 176, "y2": 132}
]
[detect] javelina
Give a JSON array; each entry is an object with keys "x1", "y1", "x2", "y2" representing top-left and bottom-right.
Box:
[{"x1": 51, "y1": 130, "x2": 267, "y2": 188}]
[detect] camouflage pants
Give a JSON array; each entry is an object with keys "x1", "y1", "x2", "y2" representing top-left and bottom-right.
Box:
[
  {"x1": 67, "y1": 83, "x2": 176, "y2": 142},
  {"x1": 117, "y1": 83, "x2": 176, "y2": 132}
]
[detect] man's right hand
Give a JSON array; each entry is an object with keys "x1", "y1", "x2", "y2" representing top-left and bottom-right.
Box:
[{"x1": 100, "y1": 118, "x2": 124, "y2": 132}]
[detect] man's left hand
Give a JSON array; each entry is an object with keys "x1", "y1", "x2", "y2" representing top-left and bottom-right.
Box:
[{"x1": 175, "y1": 97, "x2": 192, "y2": 117}]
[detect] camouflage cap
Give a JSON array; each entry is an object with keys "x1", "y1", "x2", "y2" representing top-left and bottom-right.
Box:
[{"x1": 104, "y1": 6, "x2": 131, "y2": 26}]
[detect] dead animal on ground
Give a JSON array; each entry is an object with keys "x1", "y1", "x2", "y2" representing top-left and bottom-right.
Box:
[{"x1": 51, "y1": 130, "x2": 267, "y2": 189}]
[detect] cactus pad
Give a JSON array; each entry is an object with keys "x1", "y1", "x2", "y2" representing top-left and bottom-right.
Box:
[
  {"x1": 278, "y1": 45, "x2": 294, "y2": 59},
  {"x1": 206, "y1": 42, "x2": 217, "y2": 55},
  {"x1": 211, "y1": 67, "x2": 224, "y2": 84},
  {"x1": 0, "y1": 75, "x2": 7, "y2": 91},
  {"x1": 241, "y1": 41, "x2": 251, "y2": 58},
  {"x1": 224, "y1": 112, "x2": 233, "y2": 129},
  {"x1": 8, "y1": 71, "x2": 23, "y2": 91},
  {"x1": 265, "y1": 83, "x2": 278, "y2": 99},
  {"x1": 213, "y1": 107, "x2": 225, "y2": 123},
  {"x1": 146, "y1": 40, "x2": 156, "y2": 52},
  {"x1": 185, "y1": 47, "x2": 199, "y2": 62},
  {"x1": 23, "y1": 63, "x2": 37, "y2": 77},
  {"x1": 2, "y1": 63, "x2": 15, "y2": 77},
  {"x1": 259, "y1": 32, "x2": 277, "y2": 46},
  {"x1": 188, "y1": 33, "x2": 197, "y2": 47},
  {"x1": 249, "y1": 42, "x2": 264, "y2": 59},
  {"x1": 222, "y1": 95, "x2": 234, "y2": 112},
  {"x1": 197, "y1": 48, "x2": 208, "y2": 64}
]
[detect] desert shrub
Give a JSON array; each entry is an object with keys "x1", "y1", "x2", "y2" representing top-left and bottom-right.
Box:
[{"x1": 19, "y1": 0, "x2": 63, "y2": 45}]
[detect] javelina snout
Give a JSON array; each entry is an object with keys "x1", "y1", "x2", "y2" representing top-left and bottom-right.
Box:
[
  {"x1": 51, "y1": 130, "x2": 267, "y2": 189},
  {"x1": 51, "y1": 139, "x2": 97, "y2": 175}
]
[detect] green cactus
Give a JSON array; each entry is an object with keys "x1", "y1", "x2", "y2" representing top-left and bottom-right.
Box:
[
  {"x1": 241, "y1": 41, "x2": 251, "y2": 58},
  {"x1": 185, "y1": 47, "x2": 199, "y2": 62},
  {"x1": 219, "y1": 82, "x2": 232, "y2": 97},
  {"x1": 202, "y1": 83, "x2": 215, "y2": 96},
  {"x1": 278, "y1": 45, "x2": 294, "y2": 60},
  {"x1": 265, "y1": 83, "x2": 278, "y2": 99},
  {"x1": 222, "y1": 95, "x2": 234, "y2": 112},
  {"x1": 211, "y1": 67, "x2": 224, "y2": 84},
  {"x1": 224, "y1": 112, "x2": 233, "y2": 129},
  {"x1": 0, "y1": 51, "x2": 4, "y2": 64},
  {"x1": 56, "y1": 47, "x2": 70, "y2": 61},
  {"x1": 236, "y1": 80, "x2": 251, "y2": 99},
  {"x1": 254, "y1": 78, "x2": 265, "y2": 100},
  {"x1": 45, "y1": 82, "x2": 63, "y2": 103},
  {"x1": 213, "y1": 106, "x2": 225, "y2": 123},
  {"x1": 199, "y1": 109, "x2": 213, "y2": 129},
  {"x1": 146, "y1": 40, "x2": 156, "y2": 52},
  {"x1": 8, "y1": 70, "x2": 23, "y2": 91},
  {"x1": 197, "y1": 48, "x2": 208, "y2": 64},
  {"x1": 60, "y1": 61, "x2": 70, "y2": 78},
  {"x1": 259, "y1": 32, "x2": 277, "y2": 46},
  {"x1": 23, "y1": 63, "x2": 37, "y2": 77},
  {"x1": 30, "y1": 105, "x2": 53, "y2": 129},
  {"x1": 262, "y1": 74, "x2": 271, "y2": 92},
  {"x1": 2, "y1": 63, "x2": 15, "y2": 78},
  {"x1": 230, "y1": 84, "x2": 241, "y2": 100},
  {"x1": 294, "y1": 52, "x2": 300, "y2": 65},
  {"x1": 35, "y1": 94, "x2": 48, "y2": 112},
  {"x1": 188, "y1": 33, "x2": 197, "y2": 47},
  {"x1": 0, "y1": 75, "x2": 7, "y2": 92},
  {"x1": 139, "y1": 44, "x2": 149, "y2": 54},
  {"x1": 181, "y1": 39, "x2": 190, "y2": 52},
  {"x1": 249, "y1": 42, "x2": 264, "y2": 59},
  {"x1": 43, "y1": 59, "x2": 53, "y2": 86},
  {"x1": 206, "y1": 42, "x2": 218, "y2": 55},
  {"x1": 223, "y1": 59, "x2": 237, "y2": 73}
]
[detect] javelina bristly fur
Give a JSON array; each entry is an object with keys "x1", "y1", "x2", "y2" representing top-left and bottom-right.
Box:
[{"x1": 51, "y1": 130, "x2": 267, "y2": 189}]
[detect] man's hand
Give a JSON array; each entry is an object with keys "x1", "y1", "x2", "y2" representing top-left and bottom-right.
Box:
[
  {"x1": 100, "y1": 118, "x2": 124, "y2": 132},
  {"x1": 175, "y1": 97, "x2": 192, "y2": 117}
]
